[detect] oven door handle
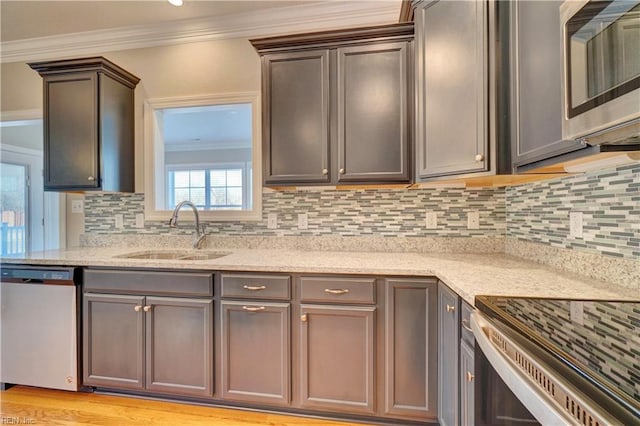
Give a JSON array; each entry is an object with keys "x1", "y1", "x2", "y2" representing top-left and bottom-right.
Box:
[{"x1": 471, "y1": 312, "x2": 573, "y2": 426}]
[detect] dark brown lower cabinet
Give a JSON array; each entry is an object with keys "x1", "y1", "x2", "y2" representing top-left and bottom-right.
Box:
[
  {"x1": 221, "y1": 301, "x2": 290, "y2": 405},
  {"x1": 384, "y1": 279, "x2": 438, "y2": 421},
  {"x1": 299, "y1": 304, "x2": 376, "y2": 415},
  {"x1": 83, "y1": 293, "x2": 144, "y2": 390},
  {"x1": 145, "y1": 297, "x2": 213, "y2": 397},
  {"x1": 83, "y1": 293, "x2": 213, "y2": 397}
]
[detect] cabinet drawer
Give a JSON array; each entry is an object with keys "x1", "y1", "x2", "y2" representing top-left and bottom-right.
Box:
[
  {"x1": 461, "y1": 301, "x2": 474, "y2": 346},
  {"x1": 221, "y1": 273, "x2": 291, "y2": 300},
  {"x1": 84, "y1": 269, "x2": 213, "y2": 297},
  {"x1": 299, "y1": 276, "x2": 376, "y2": 304}
]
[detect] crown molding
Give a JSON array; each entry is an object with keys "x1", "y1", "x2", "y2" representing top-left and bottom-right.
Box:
[{"x1": 1, "y1": 2, "x2": 400, "y2": 64}]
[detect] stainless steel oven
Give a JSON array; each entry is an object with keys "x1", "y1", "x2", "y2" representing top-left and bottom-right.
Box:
[
  {"x1": 560, "y1": 0, "x2": 640, "y2": 145},
  {"x1": 472, "y1": 296, "x2": 640, "y2": 426}
]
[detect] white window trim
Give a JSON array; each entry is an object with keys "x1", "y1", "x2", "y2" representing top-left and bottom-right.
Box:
[{"x1": 143, "y1": 93, "x2": 262, "y2": 222}]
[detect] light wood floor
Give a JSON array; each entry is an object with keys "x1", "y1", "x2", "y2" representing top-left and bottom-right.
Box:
[{"x1": 0, "y1": 386, "x2": 372, "y2": 426}]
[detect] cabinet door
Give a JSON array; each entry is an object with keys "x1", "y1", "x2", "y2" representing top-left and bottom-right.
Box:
[
  {"x1": 43, "y1": 72, "x2": 99, "y2": 190},
  {"x1": 336, "y1": 42, "x2": 411, "y2": 182},
  {"x1": 384, "y1": 279, "x2": 437, "y2": 421},
  {"x1": 145, "y1": 297, "x2": 213, "y2": 397},
  {"x1": 416, "y1": 0, "x2": 488, "y2": 178},
  {"x1": 263, "y1": 50, "x2": 331, "y2": 184},
  {"x1": 221, "y1": 301, "x2": 290, "y2": 405},
  {"x1": 460, "y1": 340, "x2": 475, "y2": 426},
  {"x1": 438, "y1": 283, "x2": 460, "y2": 426},
  {"x1": 299, "y1": 304, "x2": 375, "y2": 414},
  {"x1": 509, "y1": 1, "x2": 584, "y2": 168},
  {"x1": 83, "y1": 293, "x2": 144, "y2": 389}
]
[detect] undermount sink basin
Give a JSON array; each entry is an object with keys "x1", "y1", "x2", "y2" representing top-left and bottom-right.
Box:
[{"x1": 116, "y1": 250, "x2": 230, "y2": 261}]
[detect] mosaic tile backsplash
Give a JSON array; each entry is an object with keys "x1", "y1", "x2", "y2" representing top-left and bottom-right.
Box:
[
  {"x1": 506, "y1": 163, "x2": 639, "y2": 260},
  {"x1": 83, "y1": 164, "x2": 639, "y2": 260},
  {"x1": 499, "y1": 298, "x2": 640, "y2": 404},
  {"x1": 84, "y1": 188, "x2": 506, "y2": 238}
]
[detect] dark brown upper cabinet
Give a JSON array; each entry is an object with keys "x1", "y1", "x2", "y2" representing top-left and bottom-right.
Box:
[
  {"x1": 29, "y1": 57, "x2": 140, "y2": 192},
  {"x1": 251, "y1": 23, "x2": 414, "y2": 186}
]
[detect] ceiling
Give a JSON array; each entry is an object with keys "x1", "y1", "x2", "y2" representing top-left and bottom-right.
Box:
[{"x1": 0, "y1": 1, "x2": 316, "y2": 42}]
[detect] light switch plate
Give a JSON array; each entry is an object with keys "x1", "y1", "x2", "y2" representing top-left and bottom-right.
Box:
[
  {"x1": 267, "y1": 213, "x2": 277, "y2": 230},
  {"x1": 135, "y1": 213, "x2": 145, "y2": 229},
  {"x1": 298, "y1": 213, "x2": 308, "y2": 230},
  {"x1": 569, "y1": 211, "x2": 583, "y2": 238},
  {"x1": 71, "y1": 199, "x2": 84, "y2": 214},
  {"x1": 570, "y1": 301, "x2": 585, "y2": 325},
  {"x1": 425, "y1": 211, "x2": 437, "y2": 229},
  {"x1": 114, "y1": 214, "x2": 124, "y2": 229},
  {"x1": 467, "y1": 211, "x2": 480, "y2": 229}
]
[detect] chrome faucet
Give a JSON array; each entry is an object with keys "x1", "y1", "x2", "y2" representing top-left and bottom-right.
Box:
[{"x1": 168, "y1": 200, "x2": 206, "y2": 249}]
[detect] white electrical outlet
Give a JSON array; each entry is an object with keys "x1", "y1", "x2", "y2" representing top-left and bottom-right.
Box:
[
  {"x1": 467, "y1": 211, "x2": 480, "y2": 230},
  {"x1": 570, "y1": 301, "x2": 585, "y2": 325},
  {"x1": 114, "y1": 214, "x2": 124, "y2": 229},
  {"x1": 267, "y1": 213, "x2": 278, "y2": 230},
  {"x1": 298, "y1": 213, "x2": 308, "y2": 230},
  {"x1": 71, "y1": 199, "x2": 84, "y2": 214},
  {"x1": 425, "y1": 211, "x2": 438, "y2": 229},
  {"x1": 135, "y1": 213, "x2": 145, "y2": 229},
  {"x1": 569, "y1": 211, "x2": 584, "y2": 238}
]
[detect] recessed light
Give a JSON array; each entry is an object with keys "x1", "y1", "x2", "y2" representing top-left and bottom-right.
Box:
[{"x1": 168, "y1": 0, "x2": 183, "y2": 6}]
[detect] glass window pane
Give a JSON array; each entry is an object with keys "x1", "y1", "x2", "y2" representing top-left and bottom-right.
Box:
[
  {"x1": 190, "y1": 188, "x2": 206, "y2": 207},
  {"x1": 210, "y1": 170, "x2": 226, "y2": 187},
  {"x1": 211, "y1": 188, "x2": 227, "y2": 205},
  {"x1": 174, "y1": 171, "x2": 190, "y2": 188},
  {"x1": 227, "y1": 169, "x2": 243, "y2": 187},
  {"x1": 0, "y1": 163, "x2": 27, "y2": 256},
  {"x1": 174, "y1": 188, "x2": 190, "y2": 205},
  {"x1": 227, "y1": 187, "x2": 243, "y2": 206},
  {"x1": 190, "y1": 170, "x2": 205, "y2": 187}
]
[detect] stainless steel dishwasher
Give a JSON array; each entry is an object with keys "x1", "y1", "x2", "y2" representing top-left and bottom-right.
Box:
[{"x1": 1, "y1": 265, "x2": 81, "y2": 391}]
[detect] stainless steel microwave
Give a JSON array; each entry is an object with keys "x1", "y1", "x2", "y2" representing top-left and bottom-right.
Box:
[{"x1": 560, "y1": 0, "x2": 640, "y2": 145}]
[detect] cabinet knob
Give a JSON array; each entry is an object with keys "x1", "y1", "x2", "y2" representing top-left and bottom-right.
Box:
[
  {"x1": 134, "y1": 305, "x2": 142, "y2": 312},
  {"x1": 87, "y1": 176, "x2": 95, "y2": 181},
  {"x1": 467, "y1": 371, "x2": 475, "y2": 382},
  {"x1": 446, "y1": 304, "x2": 456, "y2": 313},
  {"x1": 143, "y1": 305, "x2": 152, "y2": 312},
  {"x1": 301, "y1": 313, "x2": 308, "y2": 322},
  {"x1": 474, "y1": 154, "x2": 484, "y2": 162},
  {"x1": 339, "y1": 168, "x2": 345, "y2": 174},
  {"x1": 322, "y1": 168, "x2": 328, "y2": 175}
]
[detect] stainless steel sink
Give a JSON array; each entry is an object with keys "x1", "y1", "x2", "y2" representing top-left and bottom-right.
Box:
[{"x1": 115, "y1": 250, "x2": 230, "y2": 261}]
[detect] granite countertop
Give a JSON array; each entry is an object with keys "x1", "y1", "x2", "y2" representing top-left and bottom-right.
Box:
[{"x1": 2, "y1": 247, "x2": 637, "y2": 305}]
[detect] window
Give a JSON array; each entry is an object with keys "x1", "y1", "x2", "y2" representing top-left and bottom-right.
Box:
[
  {"x1": 167, "y1": 164, "x2": 251, "y2": 210},
  {"x1": 144, "y1": 93, "x2": 261, "y2": 221}
]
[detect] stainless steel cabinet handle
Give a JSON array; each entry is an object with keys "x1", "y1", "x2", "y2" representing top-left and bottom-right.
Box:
[
  {"x1": 338, "y1": 168, "x2": 345, "y2": 174},
  {"x1": 134, "y1": 305, "x2": 142, "y2": 312},
  {"x1": 467, "y1": 371, "x2": 475, "y2": 382},
  {"x1": 461, "y1": 319, "x2": 473, "y2": 332},
  {"x1": 243, "y1": 285, "x2": 266, "y2": 291},
  {"x1": 322, "y1": 168, "x2": 328, "y2": 175},
  {"x1": 324, "y1": 288, "x2": 350, "y2": 295},
  {"x1": 242, "y1": 306, "x2": 265, "y2": 312},
  {"x1": 446, "y1": 304, "x2": 456, "y2": 313},
  {"x1": 475, "y1": 154, "x2": 484, "y2": 162},
  {"x1": 143, "y1": 305, "x2": 152, "y2": 312},
  {"x1": 88, "y1": 176, "x2": 95, "y2": 181}
]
